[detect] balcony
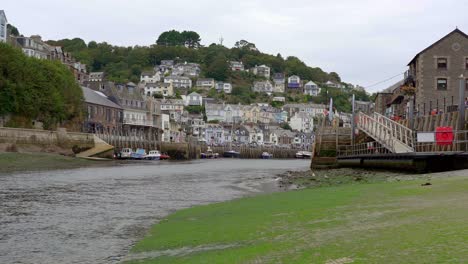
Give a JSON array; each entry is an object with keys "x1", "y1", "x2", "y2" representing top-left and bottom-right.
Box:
[{"x1": 123, "y1": 118, "x2": 154, "y2": 127}]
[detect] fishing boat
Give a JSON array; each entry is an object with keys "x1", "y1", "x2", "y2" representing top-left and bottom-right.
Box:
[
  {"x1": 119, "y1": 148, "x2": 133, "y2": 159},
  {"x1": 146, "y1": 150, "x2": 161, "y2": 160},
  {"x1": 131, "y1": 148, "x2": 147, "y2": 160},
  {"x1": 201, "y1": 147, "x2": 219, "y2": 159},
  {"x1": 261, "y1": 152, "x2": 273, "y2": 159},
  {"x1": 223, "y1": 150, "x2": 240, "y2": 158}
]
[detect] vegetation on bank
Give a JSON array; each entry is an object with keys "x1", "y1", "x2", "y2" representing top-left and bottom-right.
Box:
[
  {"x1": 126, "y1": 173, "x2": 468, "y2": 263},
  {"x1": 0, "y1": 43, "x2": 84, "y2": 129},
  {"x1": 0, "y1": 153, "x2": 101, "y2": 173}
]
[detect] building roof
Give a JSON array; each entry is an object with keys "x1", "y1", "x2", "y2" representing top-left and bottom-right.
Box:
[
  {"x1": 381, "y1": 80, "x2": 404, "y2": 93},
  {"x1": 408, "y1": 28, "x2": 468, "y2": 65},
  {"x1": 188, "y1": 92, "x2": 201, "y2": 97},
  {"x1": 141, "y1": 71, "x2": 155, "y2": 76},
  {"x1": 197, "y1": 78, "x2": 215, "y2": 82},
  {"x1": 305, "y1": 81, "x2": 318, "y2": 86},
  {"x1": 82, "y1": 86, "x2": 122, "y2": 109}
]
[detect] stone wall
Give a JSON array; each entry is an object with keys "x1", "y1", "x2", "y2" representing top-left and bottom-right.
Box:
[
  {"x1": 415, "y1": 31, "x2": 468, "y2": 110},
  {"x1": 0, "y1": 127, "x2": 95, "y2": 153}
]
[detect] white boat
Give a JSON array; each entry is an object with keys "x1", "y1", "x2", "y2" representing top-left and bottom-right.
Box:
[
  {"x1": 119, "y1": 148, "x2": 133, "y2": 159},
  {"x1": 147, "y1": 150, "x2": 161, "y2": 160},
  {"x1": 296, "y1": 151, "x2": 312, "y2": 159},
  {"x1": 261, "y1": 152, "x2": 273, "y2": 159}
]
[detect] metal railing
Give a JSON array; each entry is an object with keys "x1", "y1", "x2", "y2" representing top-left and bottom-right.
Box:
[
  {"x1": 357, "y1": 112, "x2": 414, "y2": 153},
  {"x1": 337, "y1": 141, "x2": 392, "y2": 157}
]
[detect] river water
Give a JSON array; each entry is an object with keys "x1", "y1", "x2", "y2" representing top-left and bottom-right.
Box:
[{"x1": 0, "y1": 159, "x2": 309, "y2": 264}]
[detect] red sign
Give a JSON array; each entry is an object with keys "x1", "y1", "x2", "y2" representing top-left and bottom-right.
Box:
[{"x1": 435, "y1": 127, "x2": 454, "y2": 146}]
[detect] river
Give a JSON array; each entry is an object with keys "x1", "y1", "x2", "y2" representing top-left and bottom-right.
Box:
[{"x1": 0, "y1": 159, "x2": 309, "y2": 264}]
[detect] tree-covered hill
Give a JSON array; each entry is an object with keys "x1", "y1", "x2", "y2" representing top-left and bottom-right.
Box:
[
  {"x1": 0, "y1": 43, "x2": 83, "y2": 129},
  {"x1": 46, "y1": 30, "x2": 341, "y2": 85}
]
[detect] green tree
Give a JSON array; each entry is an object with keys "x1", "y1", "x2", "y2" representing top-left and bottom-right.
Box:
[
  {"x1": 205, "y1": 54, "x2": 229, "y2": 81},
  {"x1": 181, "y1": 31, "x2": 201, "y2": 48}
]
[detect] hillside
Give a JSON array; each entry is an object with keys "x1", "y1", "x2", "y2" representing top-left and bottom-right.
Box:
[{"x1": 46, "y1": 30, "x2": 370, "y2": 112}]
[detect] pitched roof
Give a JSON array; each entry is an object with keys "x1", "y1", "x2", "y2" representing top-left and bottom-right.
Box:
[
  {"x1": 408, "y1": 28, "x2": 468, "y2": 65},
  {"x1": 141, "y1": 71, "x2": 155, "y2": 76},
  {"x1": 82, "y1": 87, "x2": 122, "y2": 109},
  {"x1": 381, "y1": 80, "x2": 404, "y2": 93}
]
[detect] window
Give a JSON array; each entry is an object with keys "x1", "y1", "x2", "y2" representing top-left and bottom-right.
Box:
[
  {"x1": 466, "y1": 58, "x2": 468, "y2": 69},
  {"x1": 437, "y1": 78, "x2": 448, "y2": 90},
  {"x1": 466, "y1": 79, "x2": 468, "y2": 91},
  {"x1": 437, "y1": 58, "x2": 447, "y2": 69}
]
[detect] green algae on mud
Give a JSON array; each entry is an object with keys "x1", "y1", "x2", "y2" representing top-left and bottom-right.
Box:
[
  {"x1": 0, "y1": 152, "x2": 104, "y2": 174},
  {"x1": 125, "y1": 172, "x2": 468, "y2": 264}
]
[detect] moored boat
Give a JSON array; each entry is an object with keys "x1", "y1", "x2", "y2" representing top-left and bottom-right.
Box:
[
  {"x1": 146, "y1": 150, "x2": 161, "y2": 160},
  {"x1": 119, "y1": 148, "x2": 133, "y2": 159},
  {"x1": 201, "y1": 147, "x2": 219, "y2": 159},
  {"x1": 131, "y1": 148, "x2": 147, "y2": 160},
  {"x1": 261, "y1": 152, "x2": 273, "y2": 159},
  {"x1": 223, "y1": 150, "x2": 240, "y2": 158}
]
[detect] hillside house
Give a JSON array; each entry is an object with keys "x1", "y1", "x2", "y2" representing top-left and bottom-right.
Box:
[
  {"x1": 304, "y1": 81, "x2": 321, "y2": 96},
  {"x1": 251, "y1": 65, "x2": 271, "y2": 79},
  {"x1": 230, "y1": 61, "x2": 245, "y2": 71},
  {"x1": 216, "y1": 82, "x2": 232, "y2": 94},
  {"x1": 173, "y1": 62, "x2": 200, "y2": 77},
  {"x1": 185, "y1": 92, "x2": 203, "y2": 106},
  {"x1": 252, "y1": 81, "x2": 273, "y2": 94},
  {"x1": 140, "y1": 71, "x2": 161, "y2": 83},
  {"x1": 196, "y1": 78, "x2": 215, "y2": 89},
  {"x1": 288, "y1": 75, "x2": 301, "y2": 90},
  {"x1": 144, "y1": 82, "x2": 174, "y2": 97},
  {"x1": 273, "y1": 73, "x2": 286, "y2": 93},
  {"x1": 164, "y1": 75, "x2": 192, "y2": 89}
]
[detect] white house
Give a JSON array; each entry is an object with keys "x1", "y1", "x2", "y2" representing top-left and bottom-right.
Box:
[
  {"x1": 205, "y1": 103, "x2": 243, "y2": 123},
  {"x1": 304, "y1": 81, "x2": 321, "y2": 96},
  {"x1": 13, "y1": 35, "x2": 49, "y2": 59},
  {"x1": 140, "y1": 71, "x2": 161, "y2": 83},
  {"x1": 185, "y1": 92, "x2": 203, "y2": 106},
  {"x1": 0, "y1": 10, "x2": 7, "y2": 43},
  {"x1": 289, "y1": 112, "x2": 314, "y2": 133},
  {"x1": 196, "y1": 78, "x2": 215, "y2": 89},
  {"x1": 273, "y1": 96, "x2": 286, "y2": 102},
  {"x1": 287, "y1": 75, "x2": 301, "y2": 89},
  {"x1": 326, "y1": 81, "x2": 345, "y2": 89},
  {"x1": 145, "y1": 82, "x2": 174, "y2": 97},
  {"x1": 164, "y1": 75, "x2": 192, "y2": 89},
  {"x1": 205, "y1": 124, "x2": 225, "y2": 145},
  {"x1": 252, "y1": 81, "x2": 273, "y2": 94},
  {"x1": 230, "y1": 61, "x2": 244, "y2": 71},
  {"x1": 173, "y1": 62, "x2": 200, "y2": 77},
  {"x1": 251, "y1": 65, "x2": 271, "y2": 79},
  {"x1": 216, "y1": 82, "x2": 232, "y2": 94}
]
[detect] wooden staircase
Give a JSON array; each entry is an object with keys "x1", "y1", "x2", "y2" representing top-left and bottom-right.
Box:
[{"x1": 356, "y1": 112, "x2": 414, "y2": 153}]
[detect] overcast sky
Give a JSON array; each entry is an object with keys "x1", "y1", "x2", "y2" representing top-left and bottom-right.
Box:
[{"x1": 3, "y1": 0, "x2": 467, "y2": 92}]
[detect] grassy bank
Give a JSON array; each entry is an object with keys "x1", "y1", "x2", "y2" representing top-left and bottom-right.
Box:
[
  {"x1": 0, "y1": 152, "x2": 104, "y2": 174},
  {"x1": 126, "y1": 173, "x2": 468, "y2": 263}
]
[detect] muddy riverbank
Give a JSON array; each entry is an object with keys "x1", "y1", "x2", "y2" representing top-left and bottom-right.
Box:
[{"x1": 0, "y1": 159, "x2": 310, "y2": 264}]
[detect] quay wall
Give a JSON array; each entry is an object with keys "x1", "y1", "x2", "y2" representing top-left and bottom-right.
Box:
[{"x1": 0, "y1": 127, "x2": 95, "y2": 154}]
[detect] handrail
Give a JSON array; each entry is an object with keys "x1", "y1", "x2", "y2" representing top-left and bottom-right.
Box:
[{"x1": 356, "y1": 112, "x2": 414, "y2": 153}]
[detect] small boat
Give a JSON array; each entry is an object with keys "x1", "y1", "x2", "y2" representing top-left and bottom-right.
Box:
[
  {"x1": 261, "y1": 152, "x2": 273, "y2": 159},
  {"x1": 223, "y1": 150, "x2": 240, "y2": 158},
  {"x1": 295, "y1": 151, "x2": 312, "y2": 159},
  {"x1": 131, "y1": 148, "x2": 147, "y2": 160},
  {"x1": 160, "y1": 153, "x2": 170, "y2": 160},
  {"x1": 201, "y1": 147, "x2": 219, "y2": 159},
  {"x1": 146, "y1": 150, "x2": 161, "y2": 160},
  {"x1": 119, "y1": 148, "x2": 133, "y2": 159}
]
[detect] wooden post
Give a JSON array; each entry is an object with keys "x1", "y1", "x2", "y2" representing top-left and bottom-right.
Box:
[{"x1": 458, "y1": 76, "x2": 466, "y2": 131}]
